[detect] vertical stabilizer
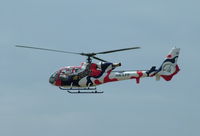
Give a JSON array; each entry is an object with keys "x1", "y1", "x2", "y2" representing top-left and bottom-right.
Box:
[
  {"x1": 158, "y1": 47, "x2": 180, "y2": 81},
  {"x1": 146, "y1": 47, "x2": 180, "y2": 81}
]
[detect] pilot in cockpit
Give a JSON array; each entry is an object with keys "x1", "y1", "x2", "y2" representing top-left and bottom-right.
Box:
[{"x1": 59, "y1": 68, "x2": 72, "y2": 78}]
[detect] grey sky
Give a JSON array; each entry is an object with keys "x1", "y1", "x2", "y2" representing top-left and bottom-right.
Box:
[{"x1": 0, "y1": 0, "x2": 200, "y2": 136}]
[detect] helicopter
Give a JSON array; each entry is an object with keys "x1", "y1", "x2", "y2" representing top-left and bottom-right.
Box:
[{"x1": 16, "y1": 45, "x2": 180, "y2": 94}]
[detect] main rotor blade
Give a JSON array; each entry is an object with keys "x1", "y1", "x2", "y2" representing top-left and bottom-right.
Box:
[
  {"x1": 95, "y1": 47, "x2": 140, "y2": 54},
  {"x1": 15, "y1": 45, "x2": 81, "y2": 55},
  {"x1": 92, "y1": 56, "x2": 108, "y2": 62}
]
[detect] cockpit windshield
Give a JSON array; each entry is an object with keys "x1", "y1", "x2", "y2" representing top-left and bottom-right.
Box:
[
  {"x1": 51, "y1": 71, "x2": 58, "y2": 78},
  {"x1": 49, "y1": 71, "x2": 59, "y2": 84}
]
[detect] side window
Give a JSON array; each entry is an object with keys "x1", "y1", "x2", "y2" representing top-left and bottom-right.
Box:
[
  {"x1": 60, "y1": 68, "x2": 72, "y2": 75},
  {"x1": 74, "y1": 68, "x2": 79, "y2": 73},
  {"x1": 61, "y1": 69, "x2": 67, "y2": 74},
  {"x1": 68, "y1": 68, "x2": 73, "y2": 74}
]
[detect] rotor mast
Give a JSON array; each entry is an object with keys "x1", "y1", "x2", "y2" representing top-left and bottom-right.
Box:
[{"x1": 87, "y1": 56, "x2": 92, "y2": 63}]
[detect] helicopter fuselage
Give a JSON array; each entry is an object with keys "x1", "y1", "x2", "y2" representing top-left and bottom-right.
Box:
[{"x1": 49, "y1": 62, "x2": 148, "y2": 88}]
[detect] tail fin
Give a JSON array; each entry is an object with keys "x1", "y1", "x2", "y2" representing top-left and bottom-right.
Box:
[
  {"x1": 158, "y1": 47, "x2": 180, "y2": 81},
  {"x1": 147, "y1": 47, "x2": 180, "y2": 81}
]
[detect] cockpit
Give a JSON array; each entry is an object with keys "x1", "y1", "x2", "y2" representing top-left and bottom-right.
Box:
[{"x1": 49, "y1": 66, "x2": 83, "y2": 86}]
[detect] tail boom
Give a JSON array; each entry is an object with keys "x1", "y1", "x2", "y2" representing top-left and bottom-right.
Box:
[
  {"x1": 109, "y1": 70, "x2": 148, "y2": 84},
  {"x1": 108, "y1": 47, "x2": 181, "y2": 84}
]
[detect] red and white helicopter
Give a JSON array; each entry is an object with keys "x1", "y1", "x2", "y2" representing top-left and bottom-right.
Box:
[{"x1": 16, "y1": 45, "x2": 180, "y2": 94}]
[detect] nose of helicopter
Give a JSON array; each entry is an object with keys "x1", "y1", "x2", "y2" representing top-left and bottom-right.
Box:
[
  {"x1": 49, "y1": 75, "x2": 55, "y2": 85},
  {"x1": 49, "y1": 71, "x2": 62, "y2": 86},
  {"x1": 49, "y1": 72, "x2": 58, "y2": 85}
]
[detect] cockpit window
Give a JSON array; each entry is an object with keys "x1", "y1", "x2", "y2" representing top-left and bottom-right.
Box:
[
  {"x1": 51, "y1": 72, "x2": 58, "y2": 78},
  {"x1": 74, "y1": 68, "x2": 81, "y2": 73},
  {"x1": 60, "y1": 68, "x2": 73, "y2": 75}
]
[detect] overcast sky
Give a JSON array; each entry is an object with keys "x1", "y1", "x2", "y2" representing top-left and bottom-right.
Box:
[{"x1": 0, "y1": 0, "x2": 200, "y2": 136}]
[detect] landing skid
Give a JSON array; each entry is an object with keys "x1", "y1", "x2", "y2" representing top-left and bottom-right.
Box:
[
  {"x1": 67, "y1": 90, "x2": 103, "y2": 94},
  {"x1": 59, "y1": 87, "x2": 104, "y2": 94}
]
